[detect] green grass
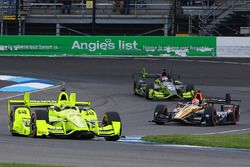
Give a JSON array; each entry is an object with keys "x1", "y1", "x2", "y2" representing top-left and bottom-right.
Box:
[
  {"x1": 0, "y1": 163, "x2": 70, "y2": 167},
  {"x1": 142, "y1": 134, "x2": 250, "y2": 149}
]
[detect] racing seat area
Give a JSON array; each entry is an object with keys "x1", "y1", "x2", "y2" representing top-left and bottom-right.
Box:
[
  {"x1": 193, "y1": 91, "x2": 203, "y2": 105},
  {"x1": 57, "y1": 89, "x2": 73, "y2": 110},
  {"x1": 59, "y1": 94, "x2": 68, "y2": 101}
]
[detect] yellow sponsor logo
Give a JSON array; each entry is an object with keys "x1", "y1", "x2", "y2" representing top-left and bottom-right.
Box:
[{"x1": 3, "y1": 15, "x2": 16, "y2": 21}]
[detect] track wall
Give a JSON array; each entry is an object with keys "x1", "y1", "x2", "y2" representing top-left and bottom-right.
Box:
[
  {"x1": 217, "y1": 37, "x2": 250, "y2": 57},
  {"x1": 0, "y1": 36, "x2": 216, "y2": 57}
]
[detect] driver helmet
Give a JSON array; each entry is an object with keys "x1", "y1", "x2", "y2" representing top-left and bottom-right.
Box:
[
  {"x1": 192, "y1": 98, "x2": 200, "y2": 105},
  {"x1": 161, "y1": 76, "x2": 168, "y2": 81}
]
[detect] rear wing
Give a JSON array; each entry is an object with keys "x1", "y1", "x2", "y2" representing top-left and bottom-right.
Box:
[
  {"x1": 133, "y1": 68, "x2": 169, "y2": 80},
  {"x1": 132, "y1": 68, "x2": 181, "y2": 82},
  {"x1": 8, "y1": 92, "x2": 57, "y2": 109},
  {"x1": 205, "y1": 94, "x2": 241, "y2": 105},
  {"x1": 8, "y1": 92, "x2": 91, "y2": 113}
]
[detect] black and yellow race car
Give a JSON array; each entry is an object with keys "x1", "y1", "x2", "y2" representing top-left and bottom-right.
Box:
[{"x1": 133, "y1": 68, "x2": 195, "y2": 100}]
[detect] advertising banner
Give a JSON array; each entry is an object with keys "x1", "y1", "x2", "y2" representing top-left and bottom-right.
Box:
[{"x1": 0, "y1": 36, "x2": 216, "y2": 57}]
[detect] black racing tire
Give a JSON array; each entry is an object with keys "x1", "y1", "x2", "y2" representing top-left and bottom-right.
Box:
[
  {"x1": 30, "y1": 110, "x2": 49, "y2": 137},
  {"x1": 186, "y1": 84, "x2": 195, "y2": 92},
  {"x1": 9, "y1": 108, "x2": 15, "y2": 131},
  {"x1": 231, "y1": 110, "x2": 237, "y2": 125},
  {"x1": 204, "y1": 106, "x2": 217, "y2": 126},
  {"x1": 102, "y1": 112, "x2": 122, "y2": 141},
  {"x1": 235, "y1": 105, "x2": 240, "y2": 122},
  {"x1": 145, "y1": 83, "x2": 154, "y2": 100},
  {"x1": 133, "y1": 80, "x2": 139, "y2": 95},
  {"x1": 11, "y1": 132, "x2": 20, "y2": 136},
  {"x1": 154, "y1": 104, "x2": 168, "y2": 125},
  {"x1": 230, "y1": 105, "x2": 240, "y2": 125}
]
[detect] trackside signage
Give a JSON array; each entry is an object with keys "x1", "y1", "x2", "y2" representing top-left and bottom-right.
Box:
[
  {"x1": 217, "y1": 37, "x2": 250, "y2": 57},
  {"x1": 0, "y1": 36, "x2": 216, "y2": 57}
]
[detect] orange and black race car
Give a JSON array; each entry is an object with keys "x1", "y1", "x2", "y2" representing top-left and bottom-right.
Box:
[{"x1": 152, "y1": 91, "x2": 241, "y2": 126}]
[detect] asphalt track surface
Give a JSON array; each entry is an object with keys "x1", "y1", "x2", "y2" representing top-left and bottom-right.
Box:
[{"x1": 0, "y1": 57, "x2": 250, "y2": 167}]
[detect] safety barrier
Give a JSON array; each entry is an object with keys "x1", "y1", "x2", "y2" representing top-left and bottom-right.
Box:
[
  {"x1": 0, "y1": 36, "x2": 216, "y2": 57},
  {"x1": 217, "y1": 37, "x2": 250, "y2": 57}
]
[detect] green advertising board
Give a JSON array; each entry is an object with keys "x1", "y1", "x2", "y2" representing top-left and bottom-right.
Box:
[{"x1": 0, "y1": 36, "x2": 216, "y2": 57}]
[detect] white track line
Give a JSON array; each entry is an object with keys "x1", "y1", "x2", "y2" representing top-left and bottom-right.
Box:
[
  {"x1": 178, "y1": 59, "x2": 250, "y2": 66},
  {"x1": 200, "y1": 128, "x2": 250, "y2": 135},
  {"x1": 132, "y1": 57, "x2": 250, "y2": 66},
  {"x1": 0, "y1": 81, "x2": 65, "y2": 101},
  {"x1": 172, "y1": 59, "x2": 250, "y2": 66}
]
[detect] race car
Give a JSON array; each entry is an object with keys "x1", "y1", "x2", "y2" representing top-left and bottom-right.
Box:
[
  {"x1": 8, "y1": 89, "x2": 122, "y2": 141},
  {"x1": 152, "y1": 91, "x2": 240, "y2": 126},
  {"x1": 133, "y1": 68, "x2": 195, "y2": 100}
]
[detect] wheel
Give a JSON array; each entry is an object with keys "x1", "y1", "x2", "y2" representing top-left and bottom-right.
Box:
[
  {"x1": 186, "y1": 84, "x2": 195, "y2": 92},
  {"x1": 11, "y1": 132, "x2": 20, "y2": 136},
  {"x1": 235, "y1": 105, "x2": 240, "y2": 122},
  {"x1": 145, "y1": 83, "x2": 154, "y2": 100},
  {"x1": 230, "y1": 105, "x2": 240, "y2": 125},
  {"x1": 204, "y1": 106, "x2": 217, "y2": 126},
  {"x1": 30, "y1": 110, "x2": 48, "y2": 137},
  {"x1": 133, "y1": 80, "x2": 140, "y2": 95},
  {"x1": 9, "y1": 108, "x2": 15, "y2": 131},
  {"x1": 153, "y1": 104, "x2": 168, "y2": 125},
  {"x1": 102, "y1": 112, "x2": 122, "y2": 141},
  {"x1": 231, "y1": 110, "x2": 237, "y2": 125}
]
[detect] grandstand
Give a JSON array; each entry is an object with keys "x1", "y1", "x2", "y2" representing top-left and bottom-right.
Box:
[{"x1": 0, "y1": 0, "x2": 249, "y2": 36}]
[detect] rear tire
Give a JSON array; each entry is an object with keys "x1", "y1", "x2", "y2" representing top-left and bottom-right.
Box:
[
  {"x1": 235, "y1": 105, "x2": 240, "y2": 122},
  {"x1": 133, "y1": 80, "x2": 139, "y2": 95},
  {"x1": 230, "y1": 105, "x2": 240, "y2": 125},
  {"x1": 102, "y1": 112, "x2": 121, "y2": 141},
  {"x1": 30, "y1": 110, "x2": 48, "y2": 137},
  {"x1": 204, "y1": 106, "x2": 217, "y2": 126}
]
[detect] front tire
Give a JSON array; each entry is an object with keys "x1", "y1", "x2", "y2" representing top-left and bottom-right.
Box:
[
  {"x1": 153, "y1": 104, "x2": 168, "y2": 125},
  {"x1": 102, "y1": 112, "x2": 122, "y2": 141},
  {"x1": 145, "y1": 83, "x2": 154, "y2": 100}
]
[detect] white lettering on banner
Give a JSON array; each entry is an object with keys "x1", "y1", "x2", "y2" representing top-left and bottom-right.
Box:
[
  {"x1": 118, "y1": 40, "x2": 139, "y2": 50},
  {"x1": 0, "y1": 45, "x2": 58, "y2": 51},
  {"x1": 72, "y1": 40, "x2": 115, "y2": 51},
  {"x1": 142, "y1": 45, "x2": 214, "y2": 57},
  {"x1": 71, "y1": 39, "x2": 139, "y2": 52}
]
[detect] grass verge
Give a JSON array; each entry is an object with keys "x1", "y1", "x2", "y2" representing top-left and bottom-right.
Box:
[
  {"x1": 0, "y1": 163, "x2": 70, "y2": 167},
  {"x1": 142, "y1": 134, "x2": 250, "y2": 149}
]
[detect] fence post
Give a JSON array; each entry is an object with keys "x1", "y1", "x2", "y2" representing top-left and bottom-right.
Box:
[{"x1": 56, "y1": 23, "x2": 60, "y2": 36}]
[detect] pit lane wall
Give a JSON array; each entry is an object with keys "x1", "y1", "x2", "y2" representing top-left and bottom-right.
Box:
[
  {"x1": 0, "y1": 36, "x2": 216, "y2": 57},
  {"x1": 217, "y1": 37, "x2": 250, "y2": 57}
]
